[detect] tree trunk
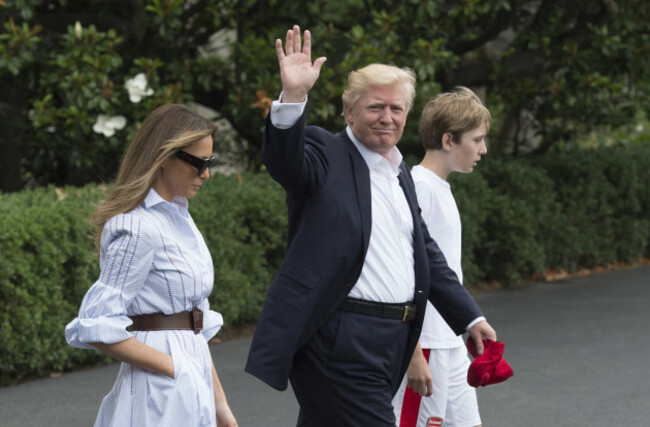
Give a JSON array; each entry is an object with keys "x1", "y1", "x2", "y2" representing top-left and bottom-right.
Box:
[{"x1": 0, "y1": 74, "x2": 27, "y2": 193}]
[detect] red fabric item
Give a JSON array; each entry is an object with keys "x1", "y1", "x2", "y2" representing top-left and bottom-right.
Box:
[
  {"x1": 466, "y1": 338, "x2": 514, "y2": 387},
  {"x1": 399, "y1": 349, "x2": 431, "y2": 427}
]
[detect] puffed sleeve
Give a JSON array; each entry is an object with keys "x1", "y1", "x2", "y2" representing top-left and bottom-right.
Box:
[
  {"x1": 65, "y1": 213, "x2": 154, "y2": 349},
  {"x1": 196, "y1": 298, "x2": 224, "y2": 342}
]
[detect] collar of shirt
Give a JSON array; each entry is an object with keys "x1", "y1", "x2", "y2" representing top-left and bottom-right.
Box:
[
  {"x1": 413, "y1": 164, "x2": 451, "y2": 190},
  {"x1": 345, "y1": 127, "x2": 403, "y2": 176},
  {"x1": 143, "y1": 188, "x2": 189, "y2": 213}
]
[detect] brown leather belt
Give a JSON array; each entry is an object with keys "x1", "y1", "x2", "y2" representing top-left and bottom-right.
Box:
[
  {"x1": 127, "y1": 307, "x2": 203, "y2": 334},
  {"x1": 339, "y1": 297, "x2": 417, "y2": 322}
]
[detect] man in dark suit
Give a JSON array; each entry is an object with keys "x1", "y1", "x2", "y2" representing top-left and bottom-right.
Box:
[{"x1": 245, "y1": 25, "x2": 497, "y2": 426}]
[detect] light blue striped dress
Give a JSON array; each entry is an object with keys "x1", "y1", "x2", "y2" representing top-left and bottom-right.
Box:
[{"x1": 65, "y1": 188, "x2": 223, "y2": 427}]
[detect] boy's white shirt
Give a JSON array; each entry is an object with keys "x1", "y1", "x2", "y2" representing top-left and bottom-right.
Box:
[{"x1": 412, "y1": 165, "x2": 465, "y2": 349}]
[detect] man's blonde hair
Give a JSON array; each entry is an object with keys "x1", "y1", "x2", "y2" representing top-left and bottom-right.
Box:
[
  {"x1": 342, "y1": 63, "x2": 416, "y2": 114},
  {"x1": 419, "y1": 86, "x2": 492, "y2": 150}
]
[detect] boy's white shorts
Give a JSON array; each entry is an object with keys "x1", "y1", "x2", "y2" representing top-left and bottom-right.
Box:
[{"x1": 393, "y1": 346, "x2": 481, "y2": 427}]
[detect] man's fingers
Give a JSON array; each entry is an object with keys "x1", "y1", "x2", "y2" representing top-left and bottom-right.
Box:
[
  {"x1": 313, "y1": 56, "x2": 327, "y2": 71},
  {"x1": 473, "y1": 335, "x2": 485, "y2": 355},
  {"x1": 292, "y1": 25, "x2": 301, "y2": 55},
  {"x1": 279, "y1": 26, "x2": 326, "y2": 74},
  {"x1": 275, "y1": 39, "x2": 285, "y2": 61},
  {"x1": 303, "y1": 29, "x2": 312, "y2": 58},
  {"x1": 468, "y1": 320, "x2": 497, "y2": 356},
  {"x1": 284, "y1": 29, "x2": 293, "y2": 55}
]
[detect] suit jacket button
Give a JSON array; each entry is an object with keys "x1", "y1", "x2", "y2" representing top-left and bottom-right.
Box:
[{"x1": 346, "y1": 281, "x2": 354, "y2": 288}]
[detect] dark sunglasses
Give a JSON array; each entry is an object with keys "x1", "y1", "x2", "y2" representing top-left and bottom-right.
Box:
[{"x1": 175, "y1": 151, "x2": 216, "y2": 176}]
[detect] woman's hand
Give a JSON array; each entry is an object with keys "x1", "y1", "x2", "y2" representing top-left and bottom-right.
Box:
[
  {"x1": 91, "y1": 338, "x2": 175, "y2": 378},
  {"x1": 216, "y1": 404, "x2": 238, "y2": 427}
]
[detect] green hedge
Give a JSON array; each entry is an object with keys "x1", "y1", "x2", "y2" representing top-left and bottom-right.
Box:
[
  {"x1": 1, "y1": 144, "x2": 649, "y2": 385},
  {"x1": 451, "y1": 143, "x2": 650, "y2": 285},
  {"x1": 190, "y1": 173, "x2": 287, "y2": 328},
  {"x1": 0, "y1": 186, "x2": 108, "y2": 386}
]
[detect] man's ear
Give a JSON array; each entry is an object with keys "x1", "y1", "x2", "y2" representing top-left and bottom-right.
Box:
[
  {"x1": 442, "y1": 132, "x2": 454, "y2": 152},
  {"x1": 343, "y1": 104, "x2": 353, "y2": 125}
]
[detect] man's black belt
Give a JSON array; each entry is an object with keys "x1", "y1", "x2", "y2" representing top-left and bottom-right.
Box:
[{"x1": 339, "y1": 297, "x2": 417, "y2": 322}]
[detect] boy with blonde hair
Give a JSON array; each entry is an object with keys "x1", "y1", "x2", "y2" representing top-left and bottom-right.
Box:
[{"x1": 393, "y1": 87, "x2": 491, "y2": 427}]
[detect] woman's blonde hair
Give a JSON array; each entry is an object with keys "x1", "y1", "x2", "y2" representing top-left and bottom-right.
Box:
[
  {"x1": 342, "y1": 63, "x2": 417, "y2": 115},
  {"x1": 92, "y1": 104, "x2": 216, "y2": 248},
  {"x1": 419, "y1": 86, "x2": 492, "y2": 150}
]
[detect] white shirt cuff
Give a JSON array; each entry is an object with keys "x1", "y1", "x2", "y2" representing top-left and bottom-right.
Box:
[
  {"x1": 269, "y1": 92, "x2": 307, "y2": 129},
  {"x1": 465, "y1": 316, "x2": 486, "y2": 332}
]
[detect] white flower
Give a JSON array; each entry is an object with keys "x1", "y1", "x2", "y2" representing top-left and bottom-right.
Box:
[
  {"x1": 74, "y1": 21, "x2": 82, "y2": 39},
  {"x1": 125, "y1": 73, "x2": 154, "y2": 103},
  {"x1": 93, "y1": 114, "x2": 127, "y2": 137}
]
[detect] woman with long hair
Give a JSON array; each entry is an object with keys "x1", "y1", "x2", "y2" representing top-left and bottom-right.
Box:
[{"x1": 66, "y1": 104, "x2": 237, "y2": 426}]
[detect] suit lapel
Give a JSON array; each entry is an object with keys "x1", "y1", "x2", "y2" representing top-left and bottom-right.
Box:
[
  {"x1": 397, "y1": 163, "x2": 419, "y2": 218},
  {"x1": 345, "y1": 134, "x2": 372, "y2": 253},
  {"x1": 398, "y1": 161, "x2": 428, "y2": 297},
  {"x1": 397, "y1": 161, "x2": 430, "y2": 378}
]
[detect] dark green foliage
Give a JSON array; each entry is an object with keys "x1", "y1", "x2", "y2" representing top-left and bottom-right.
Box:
[{"x1": 2, "y1": 1, "x2": 650, "y2": 190}]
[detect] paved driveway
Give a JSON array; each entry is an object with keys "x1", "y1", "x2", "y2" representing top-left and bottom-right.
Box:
[
  {"x1": 1, "y1": 265, "x2": 649, "y2": 426},
  {"x1": 475, "y1": 265, "x2": 650, "y2": 426}
]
